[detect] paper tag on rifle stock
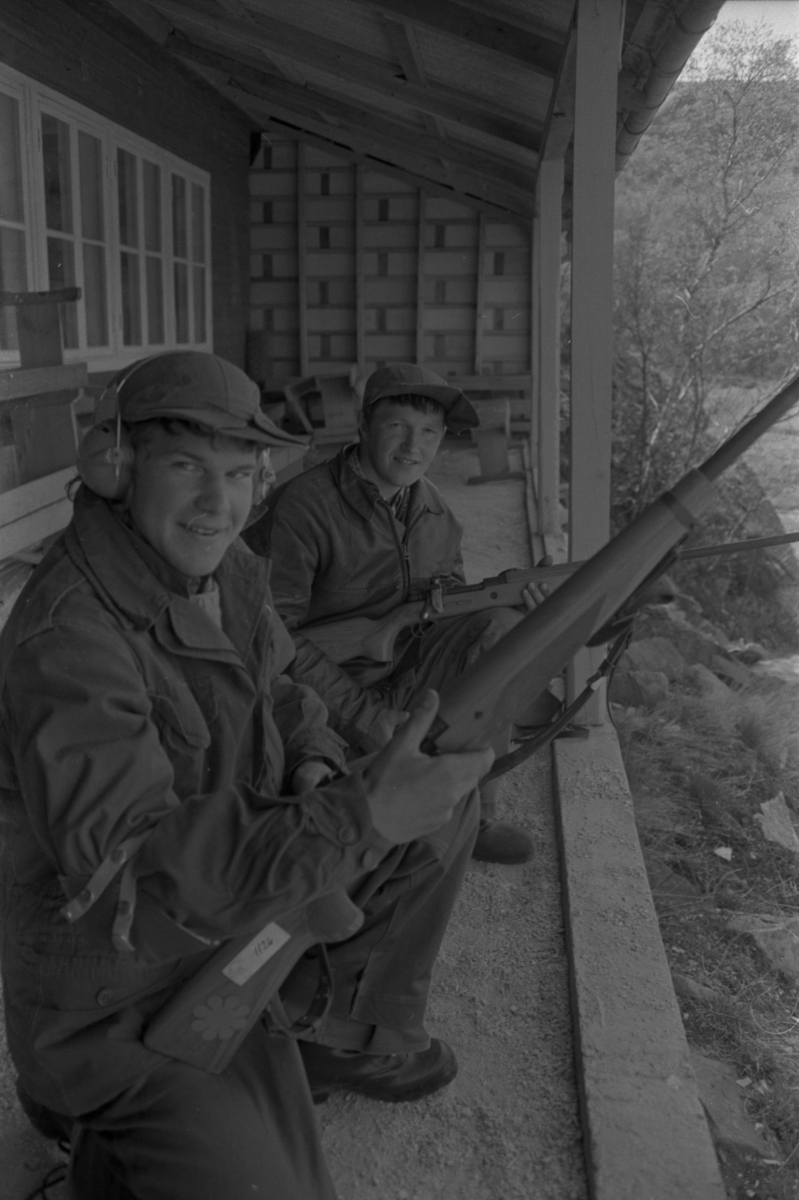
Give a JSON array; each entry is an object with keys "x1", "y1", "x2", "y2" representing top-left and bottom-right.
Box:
[{"x1": 221, "y1": 922, "x2": 292, "y2": 986}]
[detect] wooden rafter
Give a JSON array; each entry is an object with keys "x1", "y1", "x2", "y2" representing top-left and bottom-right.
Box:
[
  {"x1": 381, "y1": 16, "x2": 446, "y2": 143},
  {"x1": 227, "y1": 90, "x2": 533, "y2": 216},
  {"x1": 255, "y1": 117, "x2": 532, "y2": 222},
  {"x1": 335, "y1": 0, "x2": 562, "y2": 77},
  {"x1": 173, "y1": 40, "x2": 536, "y2": 189},
  {"x1": 146, "y1": 0, "x2": 541, "y2": 151}
]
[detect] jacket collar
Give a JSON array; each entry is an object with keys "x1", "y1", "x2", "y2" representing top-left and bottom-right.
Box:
[{"x1": 331, "y1": 445, "x2": 446, "y2": 523}]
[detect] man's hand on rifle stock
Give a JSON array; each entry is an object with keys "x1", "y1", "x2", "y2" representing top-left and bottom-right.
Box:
[
  {"x1": 520, "y1": 556, "x2": 558, "y2": 612},
  {"x1": 363, "y1": 690, "x2": 493, "y2": 844},
  {"x1": 291, "y1": 759, "x2": 336, "y2": 792}
]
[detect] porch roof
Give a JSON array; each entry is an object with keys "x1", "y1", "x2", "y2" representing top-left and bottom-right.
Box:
[{"x1": 105, "y1": 0, "x2": 724, "y2": 224}]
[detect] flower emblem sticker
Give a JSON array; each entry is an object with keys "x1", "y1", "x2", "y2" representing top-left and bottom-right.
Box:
[{"x1": 191, "y1": 994, "x2": 251, "y2": 1041}]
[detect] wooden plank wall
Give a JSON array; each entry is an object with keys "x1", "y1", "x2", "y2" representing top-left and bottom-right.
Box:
[{"x1": 248, "y1": 139, "x2": 531, "y2": 387}]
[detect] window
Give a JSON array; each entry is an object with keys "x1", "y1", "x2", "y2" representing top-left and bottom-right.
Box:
[
  {"x1": 319, "y1": 333, "x2": 331, "y2": 358},
  {"x1": 434, "y1": 224, "x2": 446, "y2": 248},
  {"x1": 320, "y1": 173, "x2": 330, "y2": 196},
  {"x1": 319, "y1": 281, "x2": 329, "y2": 307},
  {"x1": 493, "y1": 251, "x2": 505, "y2": 276},
  {"x1": 0, "y1": 65, "x2": 211, "y2": 368},
  {"x1": 262, "y1": 201, "x2": 273, "y2": 224},
  {"x1": 494, "y1": 308, "x2": 504, "y2": 331},
  {"x1": 377, "y1": 252, "x2": 388, "y2": 277},
  {"x1": 378, "y1": 199, "x2": 389, "y2": 221},
  {"x1": 319, "y1": 226, "x2": 330, "y2": 249}
]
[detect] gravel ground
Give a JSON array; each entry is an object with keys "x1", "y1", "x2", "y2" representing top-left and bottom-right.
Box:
[{"x1": 0, "y1": 439, "x2": 587, "y2": 1198}]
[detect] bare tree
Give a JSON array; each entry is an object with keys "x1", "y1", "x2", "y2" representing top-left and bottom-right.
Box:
[{"x1": 612, "y1": 20, "x2": 799, "y2": 526}]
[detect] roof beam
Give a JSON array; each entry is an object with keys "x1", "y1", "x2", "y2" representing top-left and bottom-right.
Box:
[
  {"x1": 220, "y1": 84, "x2": 533, "y2": 216},
  {"x1": 382, "y1": 15, "x2": 446, "y2": 142},
  {"x1": 103, "y1": 0, "x2": 174, "y2": 44},
  {"x1": 147, "y1": 0, "x2": 540, "y2": 151},
  {"x1": 335, "y1": 0, "x2": 561, "y2": 77},
  {"x1": 173, "y1": 39, "x2": 535, "y2": 188},
  {"x1": 255, "y1": 116, "x2": 532, "y2": 223}
]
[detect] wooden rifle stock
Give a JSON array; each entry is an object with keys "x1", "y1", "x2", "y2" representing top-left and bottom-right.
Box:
[
  {"x1": 144, "y1": 889, "x2": 363, "y2": 1073},
  {"x1": 301, "y1": 531, "x2": 799, "y2": 667}
]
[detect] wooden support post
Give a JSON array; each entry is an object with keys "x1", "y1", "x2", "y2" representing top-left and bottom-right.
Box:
[
  {"x1": 355, "y1": 165, "x2": 365, "y2": 377},
  {"x1": 416, "y1": 189, "x2": 426, "y2": 366},
  {"x1": 536, "y1": 157, "x2": 564, "y2": 538},
  {"x1": 567, "y1": 0, "x2": 621, "y2": 713},
  {"x1": 297, "y1": 142, "x2": 309, "y2": 377},
  {"x1": 530, "y1": 213, "x2": 540, "y2": 477},
  {"x1": 474, "y1": 212, "x2": 486, "y2": 376}
]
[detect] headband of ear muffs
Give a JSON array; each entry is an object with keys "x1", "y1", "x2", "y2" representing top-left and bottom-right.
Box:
[{"x1": 76, "y1": 367, "x2": 273, "y2": 504}]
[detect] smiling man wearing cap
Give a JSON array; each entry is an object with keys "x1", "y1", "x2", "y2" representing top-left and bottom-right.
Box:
[
  {"x1": 245, "y1": 362, "x2": 535, "y2": 866},
  {"x1": 0, "y1": 351, "x2": 494, "y2": 1199}
]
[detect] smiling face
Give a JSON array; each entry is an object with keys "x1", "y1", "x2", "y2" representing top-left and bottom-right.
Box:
[
  {"x1": 357, "y1": 398, "x2": 446, "y2": 498},
  {"x1": 127, "y1": 425, "x2": 258, "y2": 577}
]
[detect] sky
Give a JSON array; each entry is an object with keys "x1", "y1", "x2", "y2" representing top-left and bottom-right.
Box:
[{"x1": 714, "y1": 1, "x2": 799, "y2": 57}]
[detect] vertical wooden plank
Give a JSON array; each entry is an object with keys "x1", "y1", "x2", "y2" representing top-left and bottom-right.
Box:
[
  {"x1": 355, "y1": 165, "x2": 365, "y2": 377},
  {"x1": 474, "y1": 211, "x2": 486, "y2": 376},
  {"x1": 567, "y1": 0, "x2": 621, "y2": 708},
  {"x1": 530, "y1": 210, "x2": 540, "y2": 476},
  {"x1": 297, "y1": 142, "x2": 309, "y2": 377},
  {"x1": 537, "y1": 157, "x2": 564, "y2": 537},
  {"x1": 416, "y1": 189, "x2": 426, "y2": 366}
]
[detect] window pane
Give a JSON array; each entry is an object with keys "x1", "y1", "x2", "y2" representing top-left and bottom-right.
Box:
[
  {"x1": 120, "y1": 250, "x2": 142, "y2": 344},
  {"x1": 82, "y1": 242, "x2": 108, "y2": 346},
  {"x1": 192, "y1": 264, "x2": 206, "y2": 343},
  {"x1": 78, "y1": 131, "x2": 104, "y2": 241},
  {"x1": 174, "y1": 260, "x2": 189, "y2": 343},
  {"x1": 46, "y1": 236, "x2": 78, "y2": 348},
  {"x1": 143, "y1": 160, "x2": 161, "y2": 252},
  {"x1": 0, "y1": 92, "x2": 24, "y2": 222},
  {"x1": 146, "y1": 255, "x2": 164, "y2": 344},
  {"x1": 172, "y1": 175, "x2": 187, "y2": 259},
  {"x1": 191, "y1": 182, "x2": 205, "y2": 263},
  {"x1": 117, "y1": 148, "x2": 138, "y2": 248},
  {"x1": 0, "y1": 227, "x2": 27, "y2": 349},
  {"x1": 42, "y1": 114, "x2": 73, "y2": 233}
]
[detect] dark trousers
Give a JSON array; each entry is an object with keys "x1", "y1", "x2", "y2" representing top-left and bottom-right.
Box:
[{"x1": 68, "y1": 1028, "x2": 335, "y2": 1200}]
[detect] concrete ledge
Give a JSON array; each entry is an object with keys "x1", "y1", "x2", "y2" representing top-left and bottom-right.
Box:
[{"x1": 553, "y1": 725, "x2": 725, "y2": 1200}]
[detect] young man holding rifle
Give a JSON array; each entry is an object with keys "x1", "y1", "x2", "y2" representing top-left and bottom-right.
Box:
[
  {"x1": 0, "y1": 352, "x2": 492, "y2": 1199},
  {"x1": 245, "y1": 362, "x2": 545, "y2": 865}
]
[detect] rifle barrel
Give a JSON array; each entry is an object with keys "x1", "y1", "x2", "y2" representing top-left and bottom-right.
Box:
[
  {"x1": 700, "y1": 372, "x2": 799, "y2": 481},
  {"x1": 680, "y1": 530, "x2": 799, "y2": 560}
]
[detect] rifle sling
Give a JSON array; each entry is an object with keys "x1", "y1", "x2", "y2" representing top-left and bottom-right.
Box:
[{"x1": 482, "y1": 626, "x2": 634, "y2": 783}]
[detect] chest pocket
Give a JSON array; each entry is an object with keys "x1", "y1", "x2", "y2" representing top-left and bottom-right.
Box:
[{"x1": 148, "y1": 678, "x2": 214, "y2": 796}]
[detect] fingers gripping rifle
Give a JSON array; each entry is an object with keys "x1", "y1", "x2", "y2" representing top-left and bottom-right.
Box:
[{"x1": 421, "y1": 373, "x2": 799, "y2": 761}]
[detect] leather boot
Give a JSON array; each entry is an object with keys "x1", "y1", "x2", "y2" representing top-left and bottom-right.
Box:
[
  {"x1": 299, "y1": 1037, "x2": 458, "y2": 1103},
  {"x1": 471, "y1": 818, "x2": 533, "y2": 864}
]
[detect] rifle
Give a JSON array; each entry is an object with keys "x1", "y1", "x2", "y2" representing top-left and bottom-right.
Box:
[
  {"x1": 301, "y1": 530, "x2": 799, "y2": 667},
  {"x1": 144, "y1": 371, "x2": 799, "y2": 1074}
]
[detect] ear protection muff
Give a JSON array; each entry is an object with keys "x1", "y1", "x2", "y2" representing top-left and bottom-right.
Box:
[
  {"x1": 76, "y1": 388, "x2": 136, "y2": 501},
  {"x1": 76, "y1": 358, "x2": 159, "y2": 500},
  {"x1": 255, "y1": 449, "x2": 275, "y2": 505}
]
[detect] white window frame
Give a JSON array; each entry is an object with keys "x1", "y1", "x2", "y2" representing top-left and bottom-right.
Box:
[{"x1": 0, "y1": 64, "x2": 212, "y2": 371}]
